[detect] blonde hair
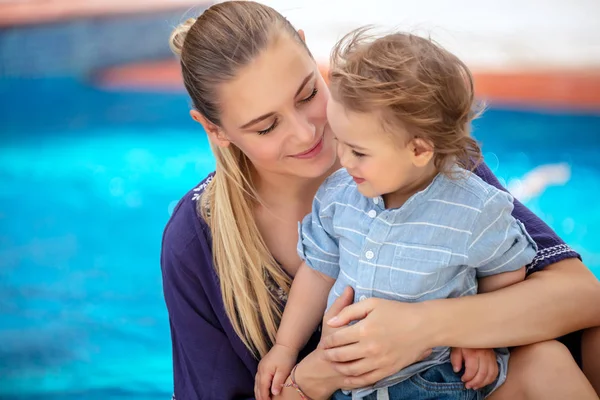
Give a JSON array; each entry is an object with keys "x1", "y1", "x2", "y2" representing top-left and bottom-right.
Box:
[
  {"x1": 170, "y1": 1, "x2": 308, "y2": 357},
  {"x1": 329, "y1": 27, "x2": 483, "y2": 173}
]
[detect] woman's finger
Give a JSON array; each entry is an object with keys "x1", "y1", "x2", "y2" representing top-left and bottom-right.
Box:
[
  {"x1": 323, "y1": 342, "x2": 365, "y2": 363},
  {"x1": 321, "y1": 322, "x2": 362, "y2": 351},
  {"x1": 326, "y1": 299, "x2": 373, "y2": 328},
  {"x1": 340, "y1": 368, "x2": 392, "y2": 390},
  {"x1": 324, "y1": 286, "x2": 354, "y2": 322},
  {"x1": 332, "y1": 357, "x2": 376, "y2": 377},
  {"x1": 333, "y1": 358, "x2": 378, "y2": 383}
]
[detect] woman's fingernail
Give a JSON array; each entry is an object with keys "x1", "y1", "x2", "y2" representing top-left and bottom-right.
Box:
[
  {"x1": 327, "y1": 316, "x2": 338, "y2": 324},
  {"x1": 453, "y1": 366, "x2": 459, "y2": 372}
]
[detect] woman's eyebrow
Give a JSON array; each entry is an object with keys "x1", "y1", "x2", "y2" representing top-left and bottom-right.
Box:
[
  {"x1": 239, "y1": 112, "x2": 276, "y2": 130},
  {"x1": 239, "y1": 72, "x2": 315, "y2": 130},
  {"x1": 294, "y1": 71, "x2": 315, "y2": 97}
]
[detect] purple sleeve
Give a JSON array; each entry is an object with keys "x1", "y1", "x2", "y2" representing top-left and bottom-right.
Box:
[
  {"x1": 161, "y1": 189, "x2": 257, "y2": 399},
  {"x1": 474, "y1": 162, "x2": 581, "y2": 274}
]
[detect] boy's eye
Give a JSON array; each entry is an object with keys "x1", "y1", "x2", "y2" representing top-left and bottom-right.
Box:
[{"x1": 352, "y1": 150, "x2": 366, "y2": 158}]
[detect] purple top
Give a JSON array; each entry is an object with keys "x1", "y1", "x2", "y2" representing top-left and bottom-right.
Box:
[{"x1": 160, "y1": 162, "x2": 581, "y2": 400}]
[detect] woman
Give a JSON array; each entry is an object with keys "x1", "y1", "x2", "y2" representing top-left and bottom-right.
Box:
[{"x1": 161, "y1": 1, "x2": 600, "y2": 399}]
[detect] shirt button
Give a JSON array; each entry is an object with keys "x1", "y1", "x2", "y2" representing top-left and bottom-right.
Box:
[
  {"x1": 365, "y1": 250, "x2": 374, "y2": 260},
  {"x1": 359, "y1": 295, "x2": 367, "y2": 302},
  {"x1": 367, "y1": 210, "x2": 377, "y2": 218},
  {"x1": 373, "y1": 198, "x2": 379, "y2": 205}
]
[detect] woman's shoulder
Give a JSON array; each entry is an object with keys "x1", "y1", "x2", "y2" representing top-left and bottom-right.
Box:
[{"x1": 162, "y1": 172, "x2": 215, "y2": 267}]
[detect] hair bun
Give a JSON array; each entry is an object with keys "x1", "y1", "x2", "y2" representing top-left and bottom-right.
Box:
[{"x1": 169, "y1": 18, "x2": 197, "y2": 57}]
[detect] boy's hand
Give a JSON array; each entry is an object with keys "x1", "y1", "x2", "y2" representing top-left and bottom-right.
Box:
[
  {"x1": 450, "y1": 347, "x2": 499, "y2": 390},
  {"x1": 255, "y1": 344, "x2": 298, "y2": 400}
]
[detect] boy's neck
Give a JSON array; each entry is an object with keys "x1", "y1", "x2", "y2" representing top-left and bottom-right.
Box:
[{"x1": 384, "y1": 164, "x2": 439, "y2": 209}]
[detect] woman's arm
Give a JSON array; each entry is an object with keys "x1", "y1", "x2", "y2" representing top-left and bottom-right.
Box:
[
  {"x1": 428, "y1": 257, "x2": 600, "y2": 348},
  {"x1": 319, "y1": 259, "x2": 600, "y2": 389},
  {"x1": 436, "y1": 161, "x2": 600, "y2": 344},
  {"x1": 161, "y1": 242, "x2": 257, "y2": 400}
]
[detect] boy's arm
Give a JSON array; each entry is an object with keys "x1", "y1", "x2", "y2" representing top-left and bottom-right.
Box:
[
  {"x1": 276, "y1": 262, "x2": 335, "y2": 351},
  {"x1": 478, "y1": 266, "x2": 526, "y2": 294},
  {"x1": 468, "y1": 188, "x2": 537, "y2": 288}
]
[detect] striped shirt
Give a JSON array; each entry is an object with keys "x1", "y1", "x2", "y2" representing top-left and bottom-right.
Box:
[{"x1": 296, "y1": 167, "x2": 538, "y2": 397}]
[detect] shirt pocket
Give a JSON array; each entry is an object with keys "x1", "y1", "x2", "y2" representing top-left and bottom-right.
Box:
[{"x1": 388, "y1": 244, "x2": 451, "y2": 301}]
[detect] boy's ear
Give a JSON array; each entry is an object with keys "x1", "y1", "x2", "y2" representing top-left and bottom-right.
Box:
[{"x1": 410, "y1": 138, "x2": 434, "y2": 167}]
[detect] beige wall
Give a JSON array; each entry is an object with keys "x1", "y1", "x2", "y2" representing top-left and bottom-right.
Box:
[{"x1": 257, "y1": 0, "x2": 600, "y2": 70}]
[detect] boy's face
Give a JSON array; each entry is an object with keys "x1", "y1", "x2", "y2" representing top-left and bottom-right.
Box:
[{"x1": 326, "y1": 98, "x2": 432, "y2": 202}]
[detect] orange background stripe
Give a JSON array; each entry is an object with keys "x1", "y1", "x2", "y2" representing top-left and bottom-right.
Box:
[{"x1": 97, "y1": 60, "x2": 600, "y2": 111}]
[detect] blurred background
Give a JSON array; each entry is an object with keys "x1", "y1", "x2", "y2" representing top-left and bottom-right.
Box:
[{"x1": 0, "y1": 0, "x2": 598, "y2": 398}]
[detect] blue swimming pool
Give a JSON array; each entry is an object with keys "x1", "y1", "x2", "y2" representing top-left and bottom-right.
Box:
[{"x1": 1, "y1": 78, "x2": 599, "y2": 399}]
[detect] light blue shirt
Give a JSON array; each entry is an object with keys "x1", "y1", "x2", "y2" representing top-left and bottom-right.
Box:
[{"x1": 297, "y1": 167, "x2": 537, "y2": 398}]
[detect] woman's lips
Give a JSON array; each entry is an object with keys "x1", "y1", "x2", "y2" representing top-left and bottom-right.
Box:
[{"x1": 291, "y1": 135, "x2": 324, "y2": 159}]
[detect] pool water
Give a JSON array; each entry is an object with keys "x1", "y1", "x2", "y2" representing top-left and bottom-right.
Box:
[{"x1": 0, "y1": 78, "x2": 599, "y2": 399}]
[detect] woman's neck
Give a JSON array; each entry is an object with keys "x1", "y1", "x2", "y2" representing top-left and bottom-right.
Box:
[{"x1": 253, "y1": 162, "x2": 340, "y2": 216}]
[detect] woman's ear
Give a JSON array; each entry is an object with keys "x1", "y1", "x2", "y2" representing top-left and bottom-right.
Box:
[{"x1": 190, "y1": 110, "x2": 230, "y2": 148}]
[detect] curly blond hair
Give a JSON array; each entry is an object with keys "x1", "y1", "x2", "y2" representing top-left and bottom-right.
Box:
[{"x1": 329, "y1": 27, "x2": 484, "y2": 174}]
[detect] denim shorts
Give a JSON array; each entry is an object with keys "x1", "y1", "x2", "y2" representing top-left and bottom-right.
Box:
[{"x1": 332, "y1": 362, "x2": 498, "y2": 400}]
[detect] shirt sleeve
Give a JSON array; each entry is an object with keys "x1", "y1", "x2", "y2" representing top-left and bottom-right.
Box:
[
  {"x1": 297, "y1": 183, "x2": 340, "y2": 279},
  {"x1": 161, "y1": 240, "x2": 255, "y2": 400},
  {"x1": 474, "y1": 162, "x2": 581, "y2": 274},
  {"x1": 468, "y1": 188, "x2": 538, "y2": 278}
]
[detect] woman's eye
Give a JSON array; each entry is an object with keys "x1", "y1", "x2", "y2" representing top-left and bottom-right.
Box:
[
  {"x1": 298, "y1": 88, "x2": 318, "y2": 104},
  {"x1": 257, "y1": 118, "x2": 279, "y2": 135}
]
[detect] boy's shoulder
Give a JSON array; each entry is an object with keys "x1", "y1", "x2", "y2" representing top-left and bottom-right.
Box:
[
  {"x1": 322, "y1": 167, "x2": 353, "y2": 187},
  {"x1": 441, "y1": 168, "x2": 513, "y2": 207},
  {"x1": 316, "y1": 168, "x2": 357, "y2": 201}
]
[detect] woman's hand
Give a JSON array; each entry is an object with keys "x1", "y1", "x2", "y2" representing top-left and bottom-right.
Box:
[{"x1": 320, "y1": 295, "x2": 434, "y2": 389}]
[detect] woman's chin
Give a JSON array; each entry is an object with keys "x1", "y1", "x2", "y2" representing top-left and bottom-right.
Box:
[{"x1": 298, "y1": 147, "x2": 338, "y2": 179}]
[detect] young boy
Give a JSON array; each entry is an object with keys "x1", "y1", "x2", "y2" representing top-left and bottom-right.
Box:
[{"x1": 257, "y1": 28, "x2": 537, "y2": 400}]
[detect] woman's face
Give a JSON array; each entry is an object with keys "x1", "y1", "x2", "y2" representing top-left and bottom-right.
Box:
[{"x1": 205, "y1": 34, "x2": 337, "y2": 180}]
